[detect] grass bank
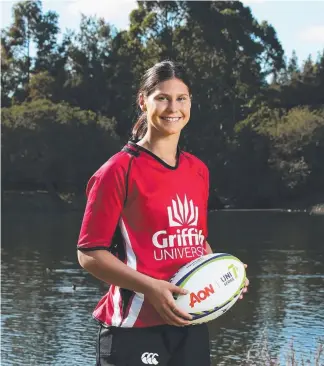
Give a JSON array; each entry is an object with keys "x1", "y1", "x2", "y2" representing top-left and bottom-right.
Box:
[{"x1": 244, "y1": 331, "x2": 323, "y2": 366}]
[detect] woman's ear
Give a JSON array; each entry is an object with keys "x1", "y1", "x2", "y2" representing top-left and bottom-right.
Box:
[{"x1": 139, "y1": 93, "x2": 146, "y2": 112}]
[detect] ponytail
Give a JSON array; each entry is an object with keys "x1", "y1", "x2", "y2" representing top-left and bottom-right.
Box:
[{"x1": 132, "y1": 113, "x2": 147, "y2": 141}]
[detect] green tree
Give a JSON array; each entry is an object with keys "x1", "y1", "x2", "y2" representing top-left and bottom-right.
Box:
[
  {"x1": 287, "y1": 50, "x2": 300, "y2": 81},
  {"x1": 262, "y1": 107, "x2": 324, "y2": 197},
  {"x1": 237, "y1": 106, "x2": 324, "y2": 204},
  {"x1": 28, "y1": 71, "x2": 56, "y2": 100},
  {"x1": 314, "y1": 51, "x2": 324, "y2": 106},
  {"x1": 62, "y1": 15, "x2": 116, "y2": 111},
  {"x1": 1, "y1": 0, "x2": 60, "y2": 104},
  {"x1": 1, "y1": 1, "x2": 42, "y2": 101},
  {"x1": 33, "y1": 10, "x2": 59, "y2": 73},
  {"x1": 272, "y1": 50, "x2": 324, "y2": 110},
  {"x1": 2, "y1": 100, "x2": 120, "y2": 196}
]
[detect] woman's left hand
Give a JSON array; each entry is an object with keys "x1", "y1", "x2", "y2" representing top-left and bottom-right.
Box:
[{"x1": 239, "y1": 264, "x2": 249, "y2": 300}]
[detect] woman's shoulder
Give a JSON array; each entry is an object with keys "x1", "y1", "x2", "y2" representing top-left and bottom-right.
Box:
[
  {"x1": 180, "y1": 150, "x2": 209, "y2": 172},
  {"x1": 93, "y1": 148, "x2": 135, "y2": 180}
]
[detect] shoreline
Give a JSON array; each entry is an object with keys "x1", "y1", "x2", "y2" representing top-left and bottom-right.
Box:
[{"x1": 2, "y1": 190, "x2": 324, "y2": 215}]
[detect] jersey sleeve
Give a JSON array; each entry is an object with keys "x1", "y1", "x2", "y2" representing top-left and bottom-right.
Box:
[{"x1": 77, "y1": 161, "x2": 126, "y2": 251}]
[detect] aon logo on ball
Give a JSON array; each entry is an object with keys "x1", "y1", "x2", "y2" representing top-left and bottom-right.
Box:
[
  {"x1": 189, "y1": 284, "x2": 215, "y2": 308},
  {"x1": 141, "y1": 352, "x2": 159, "y2": 365}
]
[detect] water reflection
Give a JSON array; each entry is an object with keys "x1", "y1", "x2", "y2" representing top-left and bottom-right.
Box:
[{"x1": 1, "y1": 211, "x2": 324, "y2": 365}]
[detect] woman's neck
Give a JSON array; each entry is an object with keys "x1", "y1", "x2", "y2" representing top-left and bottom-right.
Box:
[{"x1": 137, "y1": 134, "x2": 180, "y2": 166}]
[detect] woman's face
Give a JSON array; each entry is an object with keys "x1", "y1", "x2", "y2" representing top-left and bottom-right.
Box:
[{"x1": 140, "y1": 78, "x2": 191, "y2": 137}]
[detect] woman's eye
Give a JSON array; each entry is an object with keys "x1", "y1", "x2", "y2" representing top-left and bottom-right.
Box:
[{"x1": 156, "y1": 96, "x2": 188, "y2": 102}]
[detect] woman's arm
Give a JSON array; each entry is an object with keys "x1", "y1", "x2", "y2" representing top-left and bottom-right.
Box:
[
  {"x1": 78, "y1": 250, "x2": 192, "y2": 326},
  {"x1": 78, "y1": 249, "x2": 154, "y2": 292},
  {"x1": 206, "y1": 241, "x2": 213, "y2": 254}
]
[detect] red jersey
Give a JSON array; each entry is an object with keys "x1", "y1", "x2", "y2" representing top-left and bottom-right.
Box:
[{"x1": 77, "y1": 141, "x2": 209, "y2": 328}]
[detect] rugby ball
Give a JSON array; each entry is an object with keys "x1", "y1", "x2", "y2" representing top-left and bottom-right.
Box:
[{"x1": 170, "y1": 253, "x2": 246, "y2": 324}]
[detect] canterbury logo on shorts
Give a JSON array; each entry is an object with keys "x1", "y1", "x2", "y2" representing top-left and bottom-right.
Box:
[{"x1": 141, "y1": 352, "x2": 159, "y2": 365}]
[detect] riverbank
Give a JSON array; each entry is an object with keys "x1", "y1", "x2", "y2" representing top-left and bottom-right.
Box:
[
  {"x1": 2, "y1": 190, "x2": 86, "y2": 212},
  {"x1": 2, "y1": 190, "x2": 324, "y2": 215}
]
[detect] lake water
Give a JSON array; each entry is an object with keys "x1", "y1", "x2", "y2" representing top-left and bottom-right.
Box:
[{"x1": 1, "y1": 210, "x2": 324, "y2": 365}]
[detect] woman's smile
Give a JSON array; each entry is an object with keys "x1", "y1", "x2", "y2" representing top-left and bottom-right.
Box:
[{"x1": 160, "y1": 116, "x2": 182, "y2": 122}]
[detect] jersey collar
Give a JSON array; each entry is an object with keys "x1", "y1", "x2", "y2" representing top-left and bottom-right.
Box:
[{"x1": 126, "y1": 141, "x2": 180, "y2": 170}]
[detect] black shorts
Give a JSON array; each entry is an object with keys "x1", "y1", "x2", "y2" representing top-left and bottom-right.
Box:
[{"x1": 96, "y1": 324, "x2": 210, "y2": 366}]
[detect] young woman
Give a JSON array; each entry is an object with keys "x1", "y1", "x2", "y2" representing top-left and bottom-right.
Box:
[{"x1": 77, "y1": 60, "x2": 248, "y2": 366}]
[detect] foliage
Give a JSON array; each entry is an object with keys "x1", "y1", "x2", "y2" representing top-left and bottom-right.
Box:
[
  {"x1": 2, "y1": 99, "x2": 120, "y2": 193},
  {"x1": 260, "y1": 107, "x2": 324, "y2": 195},
  {"x1": 245, "y1": 331, "x2": 323, "y2": 366},
  {"x1": 234, "y1": 106, "x2": 324, "y2": 205},
  {"x1": 1, "y1": 1, "x2": 324, "y2": 207}
]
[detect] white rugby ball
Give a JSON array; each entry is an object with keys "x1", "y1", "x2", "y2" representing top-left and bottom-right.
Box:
[{"x1": 170, "y1": 253, "x2": 246, "y2": 324}]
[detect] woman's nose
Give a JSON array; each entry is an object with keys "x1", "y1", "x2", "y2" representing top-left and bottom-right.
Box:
[{"x1": 167, "y1": 101, "x2": 178, "y2": 112}]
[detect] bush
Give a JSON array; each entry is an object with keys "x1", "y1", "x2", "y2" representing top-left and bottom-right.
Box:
[{"x1": 2, "y1": 99, "x2": 121, "y2": 192}]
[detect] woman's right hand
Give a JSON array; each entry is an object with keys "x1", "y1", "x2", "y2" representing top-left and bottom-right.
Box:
[{"x1": 143, "y1": 279, "x2": 193, "y2": 326}]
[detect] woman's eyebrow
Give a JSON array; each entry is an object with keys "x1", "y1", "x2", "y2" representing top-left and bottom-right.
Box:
[{"x1": 155, "y1": 92, "x2": 189, "y2": 97}]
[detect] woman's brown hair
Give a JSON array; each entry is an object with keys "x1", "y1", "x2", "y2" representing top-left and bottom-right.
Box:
[{"x1": 132, "y1": 60, "x2": 191, "y2": 141}]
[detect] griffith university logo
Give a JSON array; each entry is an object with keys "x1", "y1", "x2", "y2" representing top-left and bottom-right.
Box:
[
  {"x1": 167, "y1": 195, "x2": 199, "y2": 227},
  {"x1": 152, "y1": 195, "x2": 206, "y2": 261}
]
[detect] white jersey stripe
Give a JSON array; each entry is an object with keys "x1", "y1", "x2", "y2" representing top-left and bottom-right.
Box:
[
  {"x1": 119, "y1": 218, "x2": 144, "y2": 327},
  {"x1": 111, "y1": 285, "x2": 122, "y2": 326},
  {"x1": 120, "y1": 218, "x2": 137, "y2": 270},
  {"x1": 121, "y1": 293, "x2": 144, "y2": 327}
]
